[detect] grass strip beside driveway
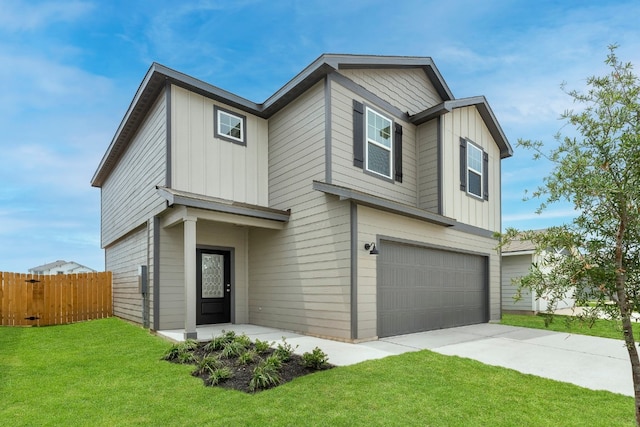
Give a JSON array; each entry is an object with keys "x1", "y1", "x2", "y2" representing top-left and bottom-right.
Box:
[
  {"x1": 501, "y1": 313, "x2": 636, "y2": 340},
  {"x1": 0, "y1": 318, "x2": 634, "y2": 426}
]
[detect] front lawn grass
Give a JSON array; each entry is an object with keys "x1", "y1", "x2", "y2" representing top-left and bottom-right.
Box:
[
  {"x1": 1, "y1": 318, "x2": 634, "y2": 426},
  {"x1": 501, "y1": 313, "x2": 636, "y2": 340}
]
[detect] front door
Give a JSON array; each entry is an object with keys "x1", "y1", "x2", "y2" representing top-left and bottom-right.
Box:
[{"x1": 196, "y1": 249, "x2": 231, "y2": 324}]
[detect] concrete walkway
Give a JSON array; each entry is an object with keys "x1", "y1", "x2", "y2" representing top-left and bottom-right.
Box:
[{"x1": 158, "y1": 322, "x2": 633, "y2": 397}]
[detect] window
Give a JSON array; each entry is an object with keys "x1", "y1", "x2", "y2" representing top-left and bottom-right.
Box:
[
  {"x1": 460, "y1": 138, "x2": 489, "y2": 201},
  {"x1": 365, "y1": 107, "x2": 393, "y2": 178},
  {"x1": 214, "y1": 106, "x2": 246, "y2": 145},
  {"x1": 467, "y1": 143, "x2": 483, "y2": 198},
  {"x1": 353, "y1": 101, "x2": 403, "y2": 182}
]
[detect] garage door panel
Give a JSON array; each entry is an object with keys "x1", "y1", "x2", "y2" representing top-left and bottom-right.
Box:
[{"x1": 378, "y1": 242, "x2": 487, "y2": 337}]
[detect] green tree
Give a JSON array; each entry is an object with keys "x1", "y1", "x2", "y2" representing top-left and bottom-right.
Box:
[{"x1": 500, "y1": 45, "x2": 640, "y2": 425}]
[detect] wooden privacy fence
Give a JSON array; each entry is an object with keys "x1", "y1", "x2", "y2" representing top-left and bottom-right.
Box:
[{"x1": 0, "y1": 271, "x2": 112, "y2": 326}]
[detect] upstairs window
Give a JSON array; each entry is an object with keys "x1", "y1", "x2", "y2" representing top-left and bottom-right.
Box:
[
  {"x1": 467, "y1": 143, "x2": 483, "y2": 198},
  {"x1": 460, "y1": 138, "x2": 489, "y2": 201},
  {"x1": 214, "y1": 106, "x2": 246, "y2": 145},
  {"x1": 365, "y1": 107, "x2": 393, "y2": 179}
]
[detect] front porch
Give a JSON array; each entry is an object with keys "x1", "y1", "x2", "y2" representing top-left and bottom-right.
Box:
[{"x1": 155, "y1": 187, "x2": 290, "y2": 339}]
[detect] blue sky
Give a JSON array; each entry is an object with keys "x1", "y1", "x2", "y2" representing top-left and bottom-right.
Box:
[{"x1": 1, "y1": 0, "x2": 639, "y2": 272}]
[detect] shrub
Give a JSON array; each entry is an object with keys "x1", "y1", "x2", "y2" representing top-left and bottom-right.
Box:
[
  {"x1": 253, "y1": 339, "x2": 273, "y2": 354},
  {"x1": 205, "y1": 331, "x2": 236, "y2": 352},
  {"x1": 206, "y1": 367, "x2": 233, "y2": 386},
  {"x1": 273, "y1": 338, "x2": 298, "y2": 362},
  {"x1": 236, "y1": 350, "x2": 257, "y2": 365},
  {"x1": 162, "y1": 339, "x2": 199, "y2": 362},
  {"x1": 263, "y1": 354, "x2": 282, "y2": 370},
  {"x1": 249, "y1": 360, "x2": 281, "y2": 391},
  {"x1": 221, "y1": 340, "x2": 247, "y2": 358},
  {"x1": 302, "y1": 347, "x2": 329, "y2": 370},
  {"x1": 235, "y1": 333, "x2": 252, "y2": 347},
  {"x1": 192, "y1": 355, "x2": 222, "y2": 376}
]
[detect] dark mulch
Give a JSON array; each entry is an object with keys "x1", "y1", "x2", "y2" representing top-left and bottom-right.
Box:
[{"x1": 166, "y1": 341, "x2": 333, "y2": 393}]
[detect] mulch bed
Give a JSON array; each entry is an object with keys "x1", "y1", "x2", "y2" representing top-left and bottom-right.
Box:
[{"x1": 166, "y1": 341, "x2": 334, "y2": 393}]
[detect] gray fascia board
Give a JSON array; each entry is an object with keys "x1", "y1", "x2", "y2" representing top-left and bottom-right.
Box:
[
  {"x1": 156, "y1": 63, "x2": 261, "y2": 113},
  {"x1": 410, "y1": 102, "x2": 450, "y2": 124},
  {"x1": 410, "y1": 96, "x2": 514, "y2": 159},
  {"x1": 328, "y1": 54, "x2": 454, "y2": 101},
  {"x1": 92, "y1": 54, "x2": 459, "y2": 187},
  {"x1": 91, "y1": 63, "x2": 160, "y2": 186},
  {"x1": 157, "y1": 187, "x2": 290, "y2": 222},
  {"x1": 312, "y1": 181, "x2": 456, "y2": 227}
]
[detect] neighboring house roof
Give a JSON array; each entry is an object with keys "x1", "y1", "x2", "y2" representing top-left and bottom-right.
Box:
[
  {"x1": 502, "y1": 238, "x2": 537, "y2": 254},
  {"x1": 29, "y1": 260, "x2": 68, "y2": 272},
  {"x1": 502, "y1": 230, "x2": 549, "y2": 255},
  {"x1": 28, "y1": 260, "x2": 95, "y2": 273},
  {"x1": 91, "y1": 54, "x2": 513, "y2": 188}
]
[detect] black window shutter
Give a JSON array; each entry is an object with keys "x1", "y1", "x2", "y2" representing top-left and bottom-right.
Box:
[
  {"x1": 459, "y1": 138, "x2": 467, "y2": 191},
  {"x1": 483, "y1": 151, "x2": 489, "y2": 201},
  {"x1": 394, "y1": 123, "x2": 403, "y2": 182},
  {"x1": 353, "y1": 100, "x2": 364, "y2": 168}
]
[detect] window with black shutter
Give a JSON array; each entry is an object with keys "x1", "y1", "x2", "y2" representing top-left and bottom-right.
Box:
[
  {"x1": 460, "y1": 137, "x2": 489, "y2": 201},
  {"x1": 353, "y1": 101, "x2": 402, "y2": 182}
]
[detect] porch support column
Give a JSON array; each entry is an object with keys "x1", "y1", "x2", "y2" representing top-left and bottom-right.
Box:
[{"x1": 184, "y1": 216, "x2": 198, "y2": 340}]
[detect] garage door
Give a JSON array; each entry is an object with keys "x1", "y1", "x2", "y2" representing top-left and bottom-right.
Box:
[{"x1": 378, "y1": 241, "x2": 488, "y2": 337}]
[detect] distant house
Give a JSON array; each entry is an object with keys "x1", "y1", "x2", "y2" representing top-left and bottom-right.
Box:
[
  {"x1": 92, "y1": 54, "x2": 513, "y2": 341},
  {"x1": 501, "y1": 235, "x2": 574, "y2": 313},
  {"x1": 29, "y1": 260, "x2": 96, "y2": 275}
]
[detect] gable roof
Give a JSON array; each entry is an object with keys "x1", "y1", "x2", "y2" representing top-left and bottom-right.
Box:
[
  {"x1": 411, "y1": 96, "x2": 513, "y2": 159},
  {"x1": 91, "y1": 54, "x2": 508, "y2": 187}
]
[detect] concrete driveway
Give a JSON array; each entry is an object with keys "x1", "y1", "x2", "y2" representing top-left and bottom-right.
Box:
[{"x1": 158, "y1": 322, "x2": 633, "y2": 397}]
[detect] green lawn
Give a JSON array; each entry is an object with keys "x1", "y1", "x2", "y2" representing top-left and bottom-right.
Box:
[
  {"x1": 0, "y1": 318, "x2": 634, "y2": 426},
  {"x1": 501, "y1": 313, "x2": 635, "y2": 340}
]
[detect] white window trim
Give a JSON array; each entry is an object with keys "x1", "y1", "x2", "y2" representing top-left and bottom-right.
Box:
[
  {"x1": 215, "y1": 107, "x2": 245, "y2": 145},
  {"x1": 365, "y1": 107, "x2": 393, "y2": 179},
  {"x1": 466, "y1": 142, "x2": 483, "y2": 199}
]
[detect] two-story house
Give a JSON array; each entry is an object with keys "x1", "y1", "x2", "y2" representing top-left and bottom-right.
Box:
[{"x1": 91, "y1": 54, "x2": 512, "y2": 341}]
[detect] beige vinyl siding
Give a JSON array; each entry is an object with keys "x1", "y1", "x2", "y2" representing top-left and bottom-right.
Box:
[
  {"x1": 338, "y1": 68, "x2": 442, "y2": 115},
  {"x1": 106, "y1": 225, "x2": 148, "y2": 324},
  {"x1": 331, "y1": 81, "x2": 417, "y2": 206},
  {"x1": 170, "y1": 85, "x2": 269, "y2": 206},
  {"x1": 417, "y1": 119, "x2": 439, "y2": 212},
  {"x1": 248, "y1": 81, "x2": 353, "y2": 340},
  {"x1": 441, "y1": 106, "x2": 501, "y2": 231},
  {"x1": 502, "y1": 254, "x2": 534, "y2": 312},
  {"x1": 357, "y1": 205, "x2": 500, "y2": 340},
  {"x1": 157, "y1": 222, "x2": 184, "y2": 330},
  {"x1": 101, "y1": 91, "x2": 167, "y2": 247}
]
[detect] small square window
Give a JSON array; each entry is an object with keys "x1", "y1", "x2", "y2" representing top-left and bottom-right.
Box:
[{"x1": 214, "y1": 106, "x2": 246, "y2": 145}]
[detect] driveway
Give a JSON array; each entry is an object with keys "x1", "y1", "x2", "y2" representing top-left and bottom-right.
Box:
[{"x1": 158, "y1": 322, "x2": 632, "y2": 397}]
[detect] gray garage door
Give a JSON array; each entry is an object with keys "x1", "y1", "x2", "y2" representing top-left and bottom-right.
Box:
[{"x1": 378, "y1": 241, "x2": 488, "y2": 337}]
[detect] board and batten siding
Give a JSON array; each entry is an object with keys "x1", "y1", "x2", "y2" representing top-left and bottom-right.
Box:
[
  {"x1": 441, "y1": 106, "x2": 501, "y2": 232},
  {"x1": 170, "y1": 85, "x2": 269, "y2": 206},
  {"x1": 417, "y1": 119, "x2": 439, "y2": 212},
  {"x1": 357, "y1": 205, "x2": 500, "y2": 340},
  {"x1": 330, "y1": 81, "x2": 417, "y2": 206},
  {"x1": 337, "y1": 68, "x2": 442, "y2": 115},
  {"x1": 501, "y1": 254, "x2": 534, "y2": 312},
  {"x1": 101, "y1": 91, "x2": 167, "y2": 247},
  {"x1": 106, "y1": 225, "x2": 148, "y2": 324},
  {"x1": 248, "y1": 81, "x2": 353, "y2": 340}
]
